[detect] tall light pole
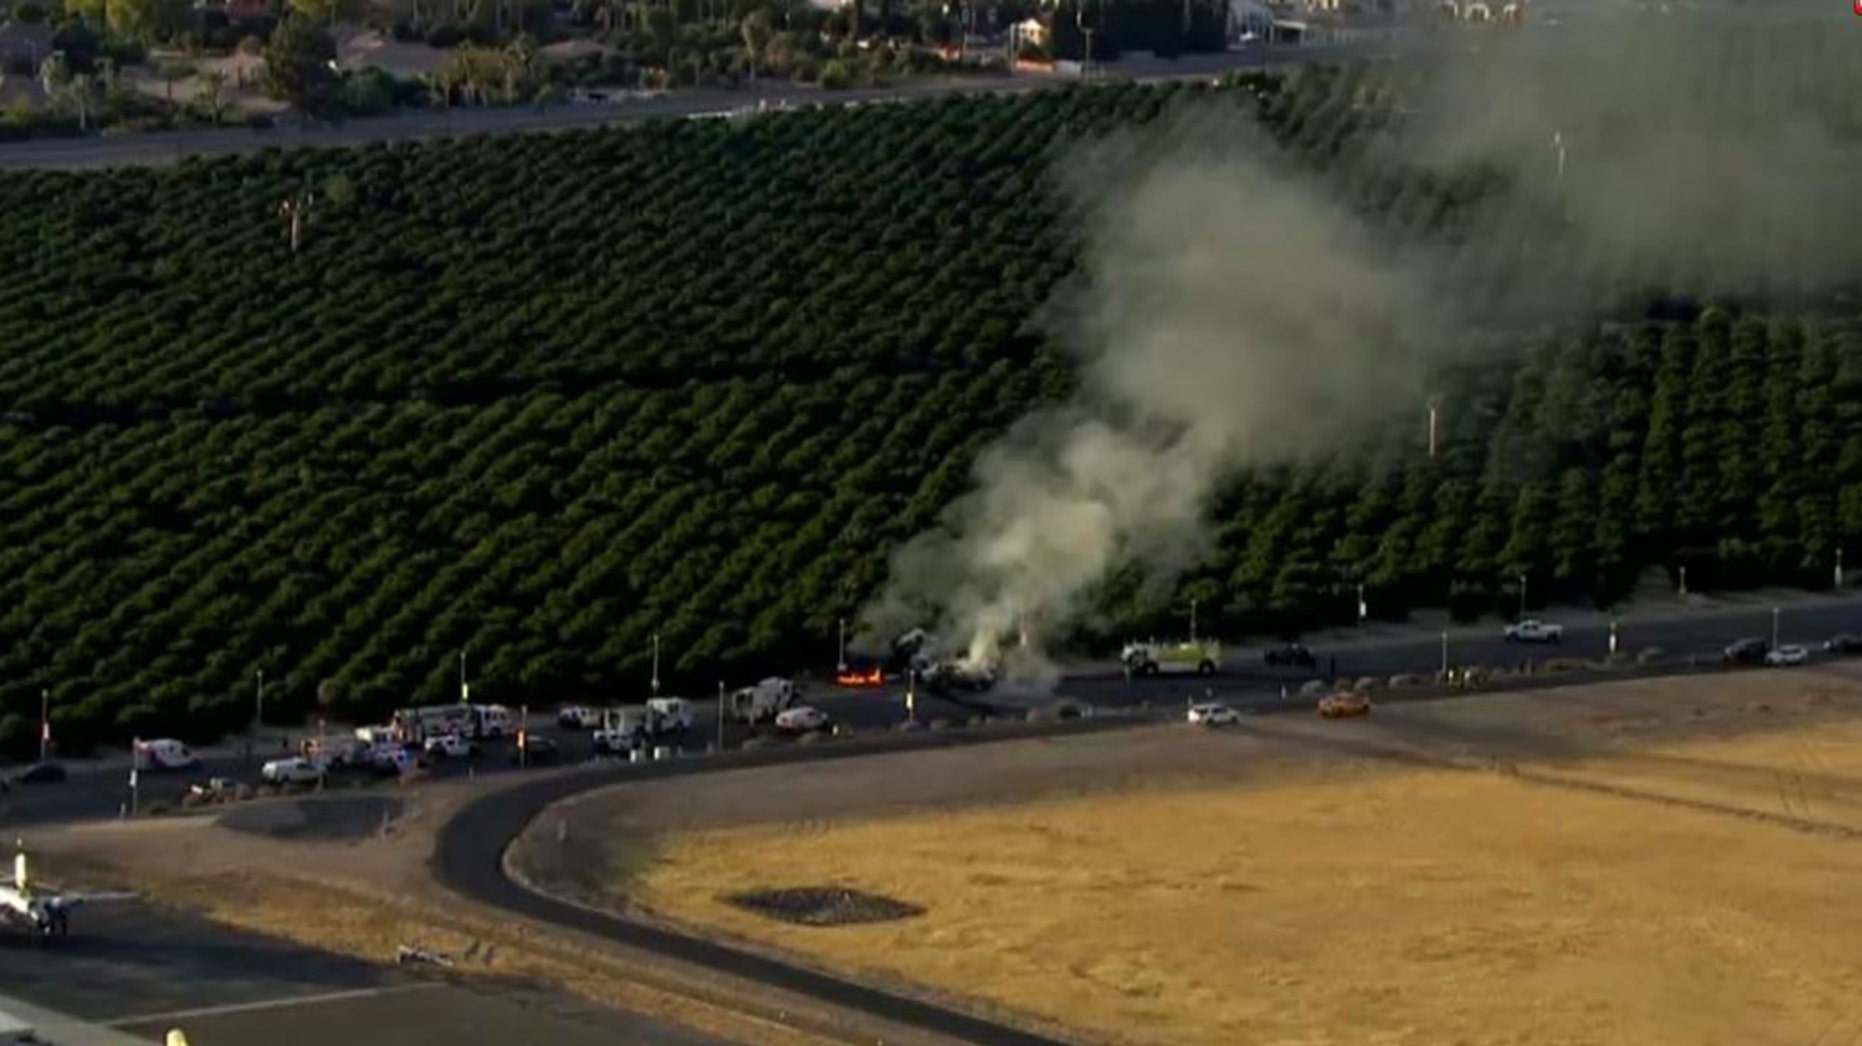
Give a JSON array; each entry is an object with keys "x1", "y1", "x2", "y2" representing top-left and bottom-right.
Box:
[
  {"x1": 837, "y1": 618, "x2": 847, "y2": 674},
  {"x1": 651, "y1": 633, "x2": 661, "y2": 698},
  {"x1": 1772, "y1": 606, "x2": 1782, "y2": 649},
  {"x1": 1518, "y1": 572, "x2": 1528, "y2": 618},
  {"x1": 1440, "y1": 629, "x2": 1449, "y2": 677},
  {"x1": 906, "y1": 668, "x2": 917, "y2": 722},
  {"x1": 458, "y1": 648, "x2": 468, "y2": 704},
  {"x1": 38, "y1": 688, "x2": 49, "y2": 763},
  {"x1": 1357, "y1": 583, "x2": 1367, "y2": 626},
  {"x1": 716, "y1": 681, "x2": 726, "y2": 751},
  {"x1": 255, "y1": 669, "x2": 265, "y2": 737},
  {"x1": 1189, "y1": 598, "x2": 1198, "y2": 643}
]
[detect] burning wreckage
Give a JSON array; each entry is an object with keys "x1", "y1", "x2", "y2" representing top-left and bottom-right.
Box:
[{"x1": 836, "y1": 627, "x2": 1001, "y2": 697}]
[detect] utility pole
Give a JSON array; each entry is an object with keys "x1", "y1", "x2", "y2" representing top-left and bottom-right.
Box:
[
  {"x1": 1518, "y1": 572, "x2": 1528, "y2": 618},
  {"x1": 651, "y1": 633, "x2": 661, "y2": 698},
  {"x1": 254, "y1": 669, "x2": 265, "y2": 747},
  {"x1": 716, "y1": 682, "x2": 726, "y2": 751},
  {"x1": 1189, "y1": 598, "x2": 1198, "y2": 643},
  {"x1": 459, "y1": 648, "x2": 469, "y2": 703},
  {"x1": 1357, "y1": 583, "x2": 1367, "y2": 626},
  {"x1": 38, "y1": 688, "x2": 49, "y2": 763},
  {"x1": 906, "y1": 669, "x2": 917, "y2": 722},
  {"x1": 129, "y1": 737, "x2": 141, "y2": 818},
  {"x1": 1772, "y1": 606, "x2": 1782, "y2": 649},
  {"x1": 837, "y1": 618, "x2": 847, "y2": 674},
  {"x1": 1439, "y1": 630, "x2": 1449, "y2": 677},
  {"x1": 1608, "y1": 620, "x2": 1619, "y2": 656},
  {"x1": 1427, "y1": 398, "x2": 1440, "y2": 459},
  {"x1": 517, "y1": 704, "x2": 529, "y2": 768},
  {"x1": 1678, "y1": 565, "x2": 1688, "y2": 597}
]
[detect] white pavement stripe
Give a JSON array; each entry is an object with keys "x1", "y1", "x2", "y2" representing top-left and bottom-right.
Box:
[
  {"x1": 0, "y1": 992, "x2": 154, "y2": 1046},
  {"x1": 103, "y1": 984, "x2": 439, "y2": 1028}
]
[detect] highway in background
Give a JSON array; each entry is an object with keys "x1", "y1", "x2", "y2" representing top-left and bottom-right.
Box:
[
  {"x1": 6, "y1": 594, "x2": 1860, "y2": 830},
  {"x1": 0, "y1": 39, "x2": 1409, "y2": 171}
]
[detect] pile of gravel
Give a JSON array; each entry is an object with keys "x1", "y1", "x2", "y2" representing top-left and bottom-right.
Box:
[{"x1": 724, "y1": 887, "x2": 925, "y2": 927}]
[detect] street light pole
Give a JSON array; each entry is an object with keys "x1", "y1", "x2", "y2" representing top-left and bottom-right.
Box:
[
  {"x1": 651, "y1": 633, "x2": 661, "y2": 698},
  {"x1": 255, "y1": 669, "x2": 264, "y2": 742},
  {"x1": 1189, "y1": 598, "x2": 1198, "y2": 644},
  {"x1": 459, "y1": 648, "x2": 468, "y2": 703},
  {"x1": 1772, "y1": 606, "x2": 1781, "y2": 649},
  {"x1": 1439, "y1": 629, "x2": 1449, "y2": 677},
  {"x1": 1518, "y1": 572, "x2": 1528, "y2": 618},
  {"x1": 716, "y1": 681, "x2": 726, "y2": 751},
  {"x1": 38, "y1": 688, "x2": 49, "y2": 763},
  {"x1": 1357, "y1": 583, "x2": 1366, "y2": 626},
  {"x1": 837, "y1": 618, "x2": 847, "y2": 674}
]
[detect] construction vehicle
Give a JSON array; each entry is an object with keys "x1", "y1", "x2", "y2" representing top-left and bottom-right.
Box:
[
  {"x1": 726, "y1": 678, "x2": 802, "y2": 724},
  {"x1": 1121, "y1": 638, "x2": 1221, "y2": 676}
]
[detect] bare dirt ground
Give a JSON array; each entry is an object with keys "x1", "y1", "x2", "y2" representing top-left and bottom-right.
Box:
[{"x1": 517, "y1": 664, "x2": 1862, "y2": 1046}]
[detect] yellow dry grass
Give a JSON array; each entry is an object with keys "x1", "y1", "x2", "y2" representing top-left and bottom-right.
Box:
[{"x1": 626, "y1": 723, "x2": 1862, "y2": 1046}]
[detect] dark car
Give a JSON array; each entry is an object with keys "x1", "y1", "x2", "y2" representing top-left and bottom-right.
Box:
[
  {"x1": 511, "y1": 736, "x2": 560, "y2": 765},
  {"x1": 1825, "y1": 633, "x2": 1862, "y2": 654},
  {"x1": 10, "y1": 762, "x2": 66, "y2": 786},
  {"x1": 1264, "y1": 644, "x2": 1317, "y2": 669},
  {"x1": 1722, "y1": 638, "x2": 1770, "y2": 665}
]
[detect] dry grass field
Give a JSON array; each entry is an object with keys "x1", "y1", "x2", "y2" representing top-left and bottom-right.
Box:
[{"x1": 522, "y1": 666, "x2": 1862, "y2": 1046}]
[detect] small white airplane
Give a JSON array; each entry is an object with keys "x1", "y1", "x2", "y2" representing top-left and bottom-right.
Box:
[{"x1": 0, "y1": 841, "x2": 135, "y2": 941}]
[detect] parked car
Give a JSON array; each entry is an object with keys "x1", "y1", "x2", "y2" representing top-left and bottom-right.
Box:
[
  {"x1": 1722, "y1": 637, "x2": 1771, "y2": 665},
  {"x1": 1318, "y1": 693, "x2": 1371, "y2": 719},
  {"x1": 261, "y1": 757, "x2": 325, "y2": 785},
  {"x1": 773, "y1": 706, "x2": 830, "y2": 733},
  {"x1": 511, "y1": 736, "x2": 559, "y2": 765},
  {"x1": 1765, "y1": 644, "x2": 1809, "y2": 667},
  {"x1": 1263, "y1": 644, "x2": 1316, "y2": 669},
  {"x1": 1825, "y1": 633, "x2": 1862, "y2": 654},
  {"x1": 423, "y1": 734, "x2": 479, "y2": 759},
  {"x1": 1187, "y1": 703, "x2": 1241, "y2": 727},
  {"x1": 1503, "y1": 619, "x2": 1564, "y2": 643},
  {"x1": 557, "y1": 705, "x2": 601, "y2": 729}
]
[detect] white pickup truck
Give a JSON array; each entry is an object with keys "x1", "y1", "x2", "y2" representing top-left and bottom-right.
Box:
[{"x1": 1503, "y1": 619, "x2": 1564, "y2": 643}]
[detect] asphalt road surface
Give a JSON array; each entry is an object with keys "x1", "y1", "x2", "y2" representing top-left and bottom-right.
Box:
[
  {"x1": 7, "y1": 594, "x2": 1861, "y2": 830},
  {"x1": 0, "y1": 41, "x2": 1403, "y2": 171},
  {"x1": 0, "y1": 900, "x2": 728, "y2": 1046}
]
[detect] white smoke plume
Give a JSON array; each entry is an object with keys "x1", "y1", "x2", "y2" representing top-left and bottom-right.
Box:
[{"x1": 864, "y1": 4, "x2": 1862, "y2": 675}]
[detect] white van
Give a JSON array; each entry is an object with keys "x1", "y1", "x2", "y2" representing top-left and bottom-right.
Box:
[{"x1": 134, "y1": 738, "x2": 199, "y2": 771}]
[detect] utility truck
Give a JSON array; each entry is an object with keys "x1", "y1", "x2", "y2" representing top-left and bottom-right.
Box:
[
  {"x1": 725, "y1": 678, "x2": 802, "y2": 725},
  {"x1": 1121, "y1": 638, "x2": 1221, "y2": 677},
  {"x1": 591, "y1": 698, "x2": 694, "y2": 754}
]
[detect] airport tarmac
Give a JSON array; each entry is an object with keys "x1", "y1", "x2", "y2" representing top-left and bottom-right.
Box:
[{"x1": 0, "y1": 901, "x2": 730, "y2": 1046}]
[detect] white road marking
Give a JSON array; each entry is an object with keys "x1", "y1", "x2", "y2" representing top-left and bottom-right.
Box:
[{"x1": 103, "y1": 983, "x2": 441, "y2": 1027}]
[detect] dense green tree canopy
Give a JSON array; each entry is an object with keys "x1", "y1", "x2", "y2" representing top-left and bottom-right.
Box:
[{"x1": 0, "y1": 70, "x2": 1858, "y2": 754}]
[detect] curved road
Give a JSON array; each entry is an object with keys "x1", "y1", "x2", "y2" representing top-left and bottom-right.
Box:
[{"x1": 429, "y1": 726, "x2": 1132, "y2": 1046}]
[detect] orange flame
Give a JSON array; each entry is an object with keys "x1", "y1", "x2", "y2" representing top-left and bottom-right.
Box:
[{"x1": 836, "y1": 667, "x2": 885, "y2": 688}]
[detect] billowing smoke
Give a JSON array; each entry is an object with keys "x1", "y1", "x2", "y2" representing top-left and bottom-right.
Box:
[{"x1": 864, "y1": 4, "x2": 1862, "y2": 680}]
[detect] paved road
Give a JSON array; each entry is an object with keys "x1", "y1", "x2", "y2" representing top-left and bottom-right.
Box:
[
  {"x1": 434, "y1": 727, "x2": 1126, "y2": 1046},
  {"x1": 7, "y1": 594, "x2": 1861, "y2": 829},
  {"x1": 0, "y1": 899, "x2": 727, "y2": 1045},
  {"x1": 0, "y1": 41, "x2": 1404, "y2": 171}
]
